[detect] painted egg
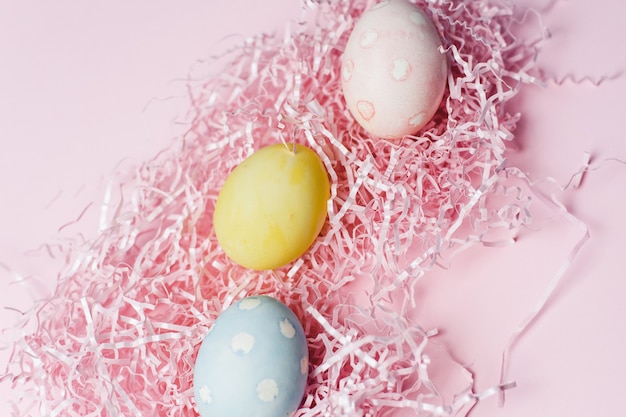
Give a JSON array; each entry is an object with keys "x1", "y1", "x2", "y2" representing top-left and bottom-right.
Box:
[
  {"x1": 341, "y1": 0, "x2": 448, "y2": 139},
  {"x1": 213, "y1": 143, "x2": 330, "y2": 270},
  {"x1": 193, "y1": 296, "x2": 309, "y2": 417}
]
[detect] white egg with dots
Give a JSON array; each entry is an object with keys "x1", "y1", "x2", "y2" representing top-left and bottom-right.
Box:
[
  {"x1": 194, "y1": 296, "x2": 309, "y2": 417},
  {"x1": 342, "y1": 0, "x2": 448, "y2": 139}
]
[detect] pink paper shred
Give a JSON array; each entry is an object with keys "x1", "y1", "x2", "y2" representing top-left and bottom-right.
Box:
[{"x1": 2, "y1": 0, "x2": 550, "y2": 416}]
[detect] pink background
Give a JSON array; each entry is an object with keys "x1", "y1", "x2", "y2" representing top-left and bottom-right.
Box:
[{"x1": 1, "y1": 0, "x2": 625, "y2": 416}]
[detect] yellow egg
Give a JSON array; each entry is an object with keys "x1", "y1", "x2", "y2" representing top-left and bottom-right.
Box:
[{"x1": 214, "y1": 143, "x2": 330, "y2": 270}]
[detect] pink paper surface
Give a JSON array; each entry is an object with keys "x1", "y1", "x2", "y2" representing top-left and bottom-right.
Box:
[{"x1": 1, "y1": 1, "x2": 625, "y2": 416}]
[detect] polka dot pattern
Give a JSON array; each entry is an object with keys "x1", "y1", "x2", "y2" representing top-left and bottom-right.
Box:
[
  {"x1": 198, "y1": 385, "x2": 212, "y2": 404},
  {"x1": 409, "y1": 112, "x2": 425, "y2": 127},
  {"x1": 194, "y1": 296, "x2": 309, "y2": 417},
  {"x1": 239, "y1": 297, "x2": 261, "y2": 310},
  {"x1": 391, "y1": 58, "x2": 411, "y2": 81},
  {"x1": 357, "y1": 100, "x2": 375, "y2": 121},
  {"x1": 342, "y1": 59, "x2": 354, "y2": 82},
  {"x1": 341, "y1": 0, "x2": 448, "y2": 139},
  {"x1": 300, "y1": 357, "x2": 308, "y2": 375},
  {"x1": 359, "y1": 29, "x2": 378, "y2": 48},
  {"x1": 279, "y1": 319, "x2": 296, "y2": 339},
  {"x1": 257, "y1": 379, "x2": 279, "y2": 402},
  {"x1": 231, "y1": 332, "x2": 255, "y2": 354}
]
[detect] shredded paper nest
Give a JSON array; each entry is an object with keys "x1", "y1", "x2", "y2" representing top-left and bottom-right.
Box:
[{"x1": 3, "y1": 0, "x2": 548, "y2": 415}]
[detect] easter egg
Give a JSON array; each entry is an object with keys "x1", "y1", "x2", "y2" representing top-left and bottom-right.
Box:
[
  {"x1": 213, "y1": 143, "x2": 330, "y2": 270},
  {"x1": 341, "y1": 0, "x2": 448, "y2": 139},
  {"x1": 193, "y1": 296, "x2": 309, "y2": 417}
]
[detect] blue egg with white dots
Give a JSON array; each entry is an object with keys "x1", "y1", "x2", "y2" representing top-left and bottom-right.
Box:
[{"x1": 193, "y1": 296, "x2": 309, "y2": 417}]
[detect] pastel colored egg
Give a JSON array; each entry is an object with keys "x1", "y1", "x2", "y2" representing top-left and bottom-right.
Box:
[
  {"x1": 213, "y1": 143, "x2": 330, "y2": 270},
  {"x1": 193, "y1": 296, "x2": 309, "y2": 417},
  {"x1": 341, "y1": 0, "x2": 448, "y2": 139}
]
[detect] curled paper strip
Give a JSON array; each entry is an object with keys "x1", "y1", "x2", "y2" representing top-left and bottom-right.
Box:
[{"x1": 2, "y1": 0, "x2": 549, "y2": 416}]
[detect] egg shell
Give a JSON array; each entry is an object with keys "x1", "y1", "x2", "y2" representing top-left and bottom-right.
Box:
[
  {"x1": 213, "y1": 143, "x2": 330, "y2": 270},
  {"x1": 341, "y1": 0, "x2": 447, "y2": 139},
  {"x1": 194, "y1": 296, "x2": 309, "y2": 417}
]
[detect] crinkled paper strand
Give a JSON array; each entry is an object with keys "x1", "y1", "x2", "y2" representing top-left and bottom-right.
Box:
[{"x1": 2, "y1": 0, "x2": 547, "y2": 416}]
